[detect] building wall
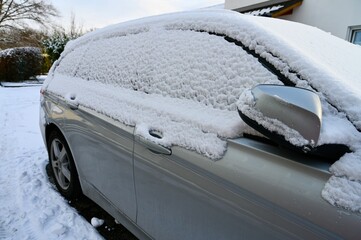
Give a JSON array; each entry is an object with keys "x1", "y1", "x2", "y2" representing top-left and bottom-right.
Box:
[
  {"x1": 280, "y1": 0, "x2": 361, "y2": 40},
  {"x1": 225, "y1": 0, "x2": 361, "y2": 41},
  {"x1": 225, "y1": 0, "x2": 270, "y2": 10}
]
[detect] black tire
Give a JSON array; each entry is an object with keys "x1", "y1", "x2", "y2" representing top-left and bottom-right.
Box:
[{"x1": 47, "y1": 130, "x2": 82, "y2": 200}]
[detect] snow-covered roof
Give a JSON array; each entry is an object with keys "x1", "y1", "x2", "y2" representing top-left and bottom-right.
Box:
[
  {"x1": 244, "y1": 5, "x2": 283, "y2": 16},
  {"x1": 232, "y1": 0, "x2": 303, "y2": 17},
  {"x1": 45, "y1": 10, "x2": 361, "y2": 212}
]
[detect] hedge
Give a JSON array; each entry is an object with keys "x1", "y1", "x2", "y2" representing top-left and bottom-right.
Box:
[{"x1": 0, "y1": 47, "x2": 43, "y2": 82}]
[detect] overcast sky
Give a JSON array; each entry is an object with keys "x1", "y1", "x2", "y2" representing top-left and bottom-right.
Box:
[{"x1": 51, "y1": 0, "x2": 224, "y2": 31}]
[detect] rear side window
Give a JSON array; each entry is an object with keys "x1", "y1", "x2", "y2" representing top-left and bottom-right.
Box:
[
  {"x1": 55, "y1": 30, "x2": 280, "y2": 111},
  {"x1": 55, "y1": 44, "x2": 88, "y2": 77}
]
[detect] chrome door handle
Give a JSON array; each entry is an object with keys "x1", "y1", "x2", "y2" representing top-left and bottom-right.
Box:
[
  {"x1": 66, "y1": 101, "x2": 79, "y2": 110},
  {"x1": 65, "y1": 95, "x2": 79, "y2": 110},
  {"x1": 136, "y1": 135, "x2": 172, "y2": 155}
]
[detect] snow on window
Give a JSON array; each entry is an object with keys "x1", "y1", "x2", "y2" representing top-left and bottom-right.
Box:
[
  {"x1": 45, "y1": 10, "x2": 361, "y2": 212},
  {"x1": 49, "y1": 29, "x2": 280, "y2": 159},
  {"x1": 58, "y1": 30, "x2": 279, "y2": 111}
]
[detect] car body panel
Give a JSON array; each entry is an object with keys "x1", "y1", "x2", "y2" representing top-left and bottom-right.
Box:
[
  {"x1": 133, "y1": 135, "x2": 360, "y2": 240},
  {"x1": 45, "y1": 95, "x2": 137, "y2": 221},
  {"x1": 39, "y1": 11, "x2": 361, "y2": 240}
]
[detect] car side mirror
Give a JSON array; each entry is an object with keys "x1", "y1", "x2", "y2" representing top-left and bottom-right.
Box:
[{"x1": 238, "y1": 84, "x2": 322, "y2": 152}]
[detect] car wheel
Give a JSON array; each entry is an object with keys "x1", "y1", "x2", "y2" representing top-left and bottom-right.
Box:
[{"x1": 47, "y1": 130, "x2": 81, "y2": 199}]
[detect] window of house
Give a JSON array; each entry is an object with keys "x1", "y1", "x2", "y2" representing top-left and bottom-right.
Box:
[
  {"x1": 347, "y1": 25, "x2": 361, "y2": 45},
  {"x1": 352, "y1": 30, "x2": 361, "y2": 45}
]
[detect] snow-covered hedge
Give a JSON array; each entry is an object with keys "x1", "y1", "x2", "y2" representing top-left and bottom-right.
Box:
[{"x1": 0, "y1": 47, "x2": 42, "y2": 82}]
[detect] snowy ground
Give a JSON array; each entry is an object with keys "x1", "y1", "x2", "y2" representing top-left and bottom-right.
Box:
[{"x1": 0, "y1": 86, "x2": 102, "y2": 240}]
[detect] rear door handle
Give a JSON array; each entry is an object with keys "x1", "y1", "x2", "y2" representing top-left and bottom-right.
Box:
[
  {"x1": 66, "y1": 101, "x2": 79, "y2": 110},
  {"x1": 65, "y1": 94, "x2": 79, "y2": 110},
  {"x1": 136, "y1": 135, "x2": 172, "y2": 155}
]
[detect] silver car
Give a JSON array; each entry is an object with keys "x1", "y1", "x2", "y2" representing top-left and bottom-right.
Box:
[{"x1": 40, "y1": 10, "x2": 361, "y2": 239}]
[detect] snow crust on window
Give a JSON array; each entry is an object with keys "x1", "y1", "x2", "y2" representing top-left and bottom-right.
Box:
[
  {"x1": 57, "y1": 30, "x2": 280, "y2": 111},
  {"x1": 48, "y1": 29, "x2": 279, "y2": 159},
  {"x1": 44, "y1": 10, "x2": 361, "y2": 212}
]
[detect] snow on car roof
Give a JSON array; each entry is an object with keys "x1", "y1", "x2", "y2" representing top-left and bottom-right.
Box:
[{"x1": 45, "y1": 10, "x2": 361, "y2": 212}]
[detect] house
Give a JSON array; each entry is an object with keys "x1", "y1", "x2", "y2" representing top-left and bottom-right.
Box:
[{"x1": 224, "y1": 0, "x2": 361, "y2": 45}]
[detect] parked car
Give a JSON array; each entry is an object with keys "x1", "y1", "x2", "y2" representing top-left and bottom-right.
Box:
[{"x1": 40, "y1": 10, "x2": 361, "y2": 239}]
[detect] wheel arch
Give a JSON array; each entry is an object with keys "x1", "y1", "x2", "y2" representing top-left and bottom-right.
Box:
[
  {"x1": 45, "y1": 123, "x2": 84, "y2": 196},
  {"x1": 45, "y1": 123, "x2": 63, "y2": 145}
]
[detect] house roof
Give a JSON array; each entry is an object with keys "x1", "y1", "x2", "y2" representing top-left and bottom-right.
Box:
[{"x1": 233, "y1": 0, "x2": 303, "y2": 17}]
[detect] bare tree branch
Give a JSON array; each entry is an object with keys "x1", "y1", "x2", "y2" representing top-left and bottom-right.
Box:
[
  {"x1": 0, "y1": 27, "x2": 46, "y2": 49},
  {"x1": 0, "y1": 0, "x2": 58, "y2": 30}
]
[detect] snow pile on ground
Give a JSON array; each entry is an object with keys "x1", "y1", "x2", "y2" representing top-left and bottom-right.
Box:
[
  {"x1": 44, "y1": 10, "x2": 361, "y2": 212},
  {"x1": 0, "y1": 86, "x2": 102, "y2": 239}
]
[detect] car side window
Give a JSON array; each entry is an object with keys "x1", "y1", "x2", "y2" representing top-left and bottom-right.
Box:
[
  {"x1": 61, "y1": 30, "x2": 281, "y2": 111},
  {"x1": 55, "y1": 44, "x2": 89, "y2": 77},
  {"x1": 51, "y1": 28, "x2": 286, "y2": 160}
]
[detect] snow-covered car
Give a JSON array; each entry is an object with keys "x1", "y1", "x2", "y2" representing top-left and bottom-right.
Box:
[{"x1": 40, "y1": 10, "x2": 361, "y2": 239}]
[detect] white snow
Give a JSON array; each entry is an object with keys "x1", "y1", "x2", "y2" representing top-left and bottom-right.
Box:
[
  {"x1": 244, "y1": 5, "x2": 283, "y2": 16},
  {"x1": 91, "y1": 217, "x2": 104, "y2": 228},
  {"x1": 0, "y1": 47, "x2": 40, "y2": 57},
  {"x1": 43, "y1": 10, "x2": 361, "y2": 212},
  {"x1": 0, "y1": 86, "x2": 102, "y2": 239},
  {"x1": 48, "y1": 28, "x2": 280, "y2": 159},
  {"x1": 0, "y1": 82, "x2": 42, "y2": 87}
]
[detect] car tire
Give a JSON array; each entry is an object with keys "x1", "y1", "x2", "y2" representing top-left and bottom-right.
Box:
[{"x1": 47, "y1": 130, "x2": 82, "y2": 199}]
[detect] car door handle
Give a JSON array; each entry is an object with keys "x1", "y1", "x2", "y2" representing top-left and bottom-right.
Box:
[
  {"x1": 65, "y1": 94, "x2": 79, "y2": 110},
  {"x1": 136, "y1": 135, "x2": 172, "y2": 155},
  {"x1": 66, "y1": 101, "x2": 79, "y2": 110}
]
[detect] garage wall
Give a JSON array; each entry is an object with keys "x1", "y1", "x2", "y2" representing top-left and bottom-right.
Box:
[
  {"x1": 225, "y1": 0, "x2": 269, "y2": 10},
  {"x1": 280, "y1": 0, "x2": 361, "y2": 40},
  {"x1": 224, "y1": 0, "x2": 361, "y2": 41}
]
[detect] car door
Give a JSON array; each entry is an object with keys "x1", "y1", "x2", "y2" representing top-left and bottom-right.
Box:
[
  {"x1": 133, "y1": 135, "x2": 289, "y2": 240},
  {"x1": 131, "y1": 29, "x2": 361, "y2": 239},
  {"x1": 61, "y1": 104, "x2": 137, "y2": 221},
  {"x1": 46, "y1": 38, "x2": 138, "y2": 222},
  {"x1": 129, "y1": 28, "x2": 288, "y2": 239},
  {"x1": 134, "y1": 134, "x2": 361, "y2": 240}
]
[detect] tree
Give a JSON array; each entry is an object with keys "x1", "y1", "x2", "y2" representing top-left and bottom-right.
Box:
[
  {"x1": 42, "y1": 30, "x2": 69, "y2": 63},
  {"x1": 0, "y1": 47, "x2": 42, "y2": 81},
  {"x1": 0, "y1": 27, "x2": 46, "y2": 49},
  {"x1": 0, "y1": 0, "x2": 58, "y2": 30},
  {"x1": 42, "y1": 12, "x2": 86, "y2": 64}
]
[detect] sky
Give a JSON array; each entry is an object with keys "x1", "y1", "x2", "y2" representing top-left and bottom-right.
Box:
[{"x1": 51, "y1": 0, "x2": 225, "y2": 31}]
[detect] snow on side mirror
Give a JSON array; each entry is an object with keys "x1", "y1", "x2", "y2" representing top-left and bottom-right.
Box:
[{"x1": 238, "y1": 84, "x2": 322, "y2": 153}]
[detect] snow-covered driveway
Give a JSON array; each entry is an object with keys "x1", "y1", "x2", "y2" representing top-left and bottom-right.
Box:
[{"x1": 0, "y1": 86, "x2": 102, "y2": 240}]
